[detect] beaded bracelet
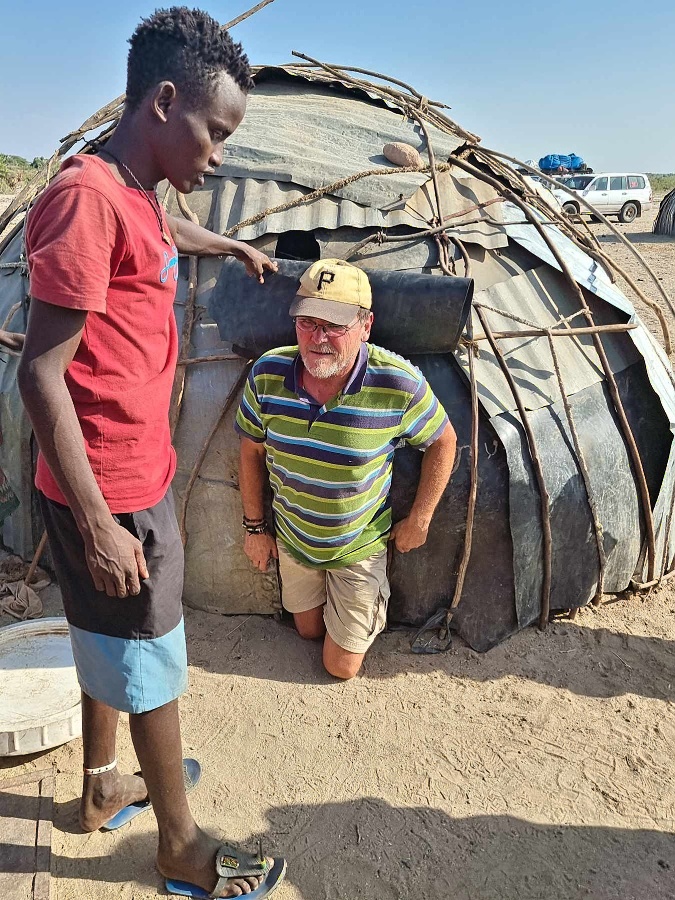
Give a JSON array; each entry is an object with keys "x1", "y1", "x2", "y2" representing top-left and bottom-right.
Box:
[
  {"x1": 243, "y1": 517, "x2": 269, "y2": 535},
  {"x1": 244, "y1": 524, "x2": 269, "y2": 535}
]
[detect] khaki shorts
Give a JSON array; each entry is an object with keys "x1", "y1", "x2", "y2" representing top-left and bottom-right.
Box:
[{"x1": 277, "y1": 544, "x2": 390, "y2": 654}]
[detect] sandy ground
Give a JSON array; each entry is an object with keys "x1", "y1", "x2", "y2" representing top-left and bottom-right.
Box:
[
  {"x1": 0, "y1": 194, "x2": 17, "y2": 241},
  {"x1": 1, "y1": 197, "x2": 674, "y2": 900}
]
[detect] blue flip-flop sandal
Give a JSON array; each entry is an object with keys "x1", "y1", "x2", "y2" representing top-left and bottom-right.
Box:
[
  {"x1": 166, "y1": 844, "x2": 287, "y2": 898},
  {"x1": 100, "y1": 757, "x2": 202, "y2": 831}
]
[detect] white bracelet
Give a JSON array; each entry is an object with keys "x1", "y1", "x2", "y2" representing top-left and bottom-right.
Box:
[{"x1": 83, "y1": 758, "x2": 117, "y2": 776}]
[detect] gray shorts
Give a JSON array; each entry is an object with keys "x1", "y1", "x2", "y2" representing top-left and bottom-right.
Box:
[{"x1": 39, "y1": 489, "x2": 187, "y2": 714}]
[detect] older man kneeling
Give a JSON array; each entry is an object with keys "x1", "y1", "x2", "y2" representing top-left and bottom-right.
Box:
[{"x1": 236, "y1": 259, "x2": 456, "y2": 679}]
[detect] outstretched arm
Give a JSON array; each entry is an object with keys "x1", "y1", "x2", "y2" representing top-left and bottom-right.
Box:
[
  {"x1": 390, "y1": 422, "x2": 457, "y2": 553},
  {"x1": 166, "y1": 214, "x2": 278, "y2": 283},
  {"x1": 0, "y1": 330, "x2": 24, "y2": 352}
]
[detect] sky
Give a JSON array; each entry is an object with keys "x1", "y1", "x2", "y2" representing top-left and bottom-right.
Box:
[{"x1": 1, "y1": 0, "x2": 674, "y2": 173}]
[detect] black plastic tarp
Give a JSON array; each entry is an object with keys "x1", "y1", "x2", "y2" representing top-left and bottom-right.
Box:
[{"x1": 209, "y1": 258, "x2": 474, "y2": 358}]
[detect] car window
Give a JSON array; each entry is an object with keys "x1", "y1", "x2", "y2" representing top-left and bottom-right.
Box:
[
  {"x1": 627, "y1": 176, "x2": 645, "y2": 189},
  {"x1": 591, "y1": 177, "x2": 608, "y2": 191},
  {"x1": 610, "y1": 176, "x2": 627, "y2": 190},
  {"x1": 561, "y1": 175, "x2": 593, "y2": 190}
]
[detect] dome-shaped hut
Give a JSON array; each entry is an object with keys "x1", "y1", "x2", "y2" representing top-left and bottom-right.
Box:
[
  {"x1": 654, "y1": 187, "x2": 675, "y2": 236},
  {"x1": 1, "y1": 61, "x2": 674, "y2": 651}
]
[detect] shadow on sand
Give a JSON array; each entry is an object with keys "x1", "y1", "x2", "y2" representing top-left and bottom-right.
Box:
[
  {"x1": 2, "y1": 794, "x2": 673, "y2": 899},
  {"x1": 183, "y1": 605, "x2": 675, "y2": 703}
]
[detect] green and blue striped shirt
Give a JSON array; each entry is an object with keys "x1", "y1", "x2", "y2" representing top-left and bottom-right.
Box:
[{"x1": 235, "y1": 343, "x2": 448, "y2": 568}]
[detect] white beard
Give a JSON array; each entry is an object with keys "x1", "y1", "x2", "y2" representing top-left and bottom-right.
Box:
[{"x1": 302, "y1": 348, "x2": 351, "y2": 380}]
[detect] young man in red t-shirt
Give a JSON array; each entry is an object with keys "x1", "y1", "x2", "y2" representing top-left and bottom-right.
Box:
[{"x1": 19, "y1": 8, "x2": 285, "y2": 898}]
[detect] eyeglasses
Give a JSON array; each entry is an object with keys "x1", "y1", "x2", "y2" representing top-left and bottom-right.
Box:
[{"x1": 294, "y1": 317, "x2": 359, "y2": 337}]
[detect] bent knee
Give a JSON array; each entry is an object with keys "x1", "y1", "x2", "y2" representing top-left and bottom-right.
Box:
[
  {"x1": 323, "y1": 654, "x2": 363, "y2": 680},
  {"x1": 296, "y1": 623, "x2": 326, "y2": 641},
  {"x1": 292, "y1": 608, "x2": 326, "y2": 641},
  {"x1": 323, "y1": 633, "x2": 365, "y2": 679},
  {"x1": 324, "y1": 662, "x2": 359, "y2": 680}
]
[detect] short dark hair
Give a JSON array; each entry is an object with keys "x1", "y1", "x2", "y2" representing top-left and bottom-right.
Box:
[{"x1": 126, "y1": 7, "x2": 253, "y2": 111}]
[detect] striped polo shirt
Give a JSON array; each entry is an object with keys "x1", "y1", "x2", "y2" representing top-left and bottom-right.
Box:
[{"x1": 235, "y1": 343, "x2": 448, "y2": 569}]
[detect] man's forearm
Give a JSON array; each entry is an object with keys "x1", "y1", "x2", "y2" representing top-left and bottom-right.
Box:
[
  {"x1": 167, "y1": 214, "x2": 244, "y2": 257},
  {"x1": 18, "y1": 367, "x2": 112, "y2": 533},
  {"x1": 409, "y1": 425, "x2": 457, "y2": 527},
  {"x1": 0, "y1": 330, "x2": 24, "y2": 352},
  {"x1": 238, "y1": 440, "x2": 268, "y2": 520},
  {"x1": 239, "y1": 438, "x2": 278, "y2": 571}
]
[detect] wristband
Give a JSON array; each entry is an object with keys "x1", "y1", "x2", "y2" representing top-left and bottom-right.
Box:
[
  {"x1": 243, "y1": 521, "x2": 269, "y2": 535},
  {"x1": 83, "y1": 759, "x2": 117, "y2": 775}
]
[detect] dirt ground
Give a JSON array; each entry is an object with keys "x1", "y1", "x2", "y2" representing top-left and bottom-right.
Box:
[
  {"x1": 0, "y1": 194, "x2": 16, "y2": 241},
  {"x1": 1, "y1": 198, "x2": 674, "y2": 900}
]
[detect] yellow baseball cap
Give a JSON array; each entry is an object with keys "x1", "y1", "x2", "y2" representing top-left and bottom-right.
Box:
[{"x1": 289, "y1": 259, "x2": 372, "y2": 326}]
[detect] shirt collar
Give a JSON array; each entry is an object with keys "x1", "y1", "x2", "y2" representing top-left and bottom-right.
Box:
[
  {"x1": 342, "y1": 342, "x2": 369, "y2": 395},
  {"x1": 284, "y1": 343, "x2": 369, "y2": 398}
]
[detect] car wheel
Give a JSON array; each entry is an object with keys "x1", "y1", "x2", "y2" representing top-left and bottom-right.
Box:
[
  {"x1": 562, "y1": 202, "x2": 579, "y2": 216},
  {"x1": 619, "y1": 202, "x2": 638, "y2": 224}
]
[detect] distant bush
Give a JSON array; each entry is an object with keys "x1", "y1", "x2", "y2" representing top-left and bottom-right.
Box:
[
  {"x1": 647, "y1": 174, "x2": 675, "y2": 195},
  {"x1": 0, "y1": 153, "x2": 33, "y2": 193}
]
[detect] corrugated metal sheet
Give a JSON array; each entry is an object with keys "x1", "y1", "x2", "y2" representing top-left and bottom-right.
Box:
[
  {"x1": 218, "y1": 80, "x2": 462, "y2": 209},
  {"x1": 455, "y1": 266, "x2": 640, "y2": 418},
  {"x1": 211, "y1": 177, "x2": 418, "y2": 237},
  {"x1": 254, "y1": 65, "x2": 468, "y2": 125},
  {"x1": 501, "y1": 204, "x2": 633, "y2": 313},
  {"x1": 207, "y1": 176, "x2": 507, "y2": 249},
  {"x1": 498, "y1": 204, "x2": 675, "y2": 580}
]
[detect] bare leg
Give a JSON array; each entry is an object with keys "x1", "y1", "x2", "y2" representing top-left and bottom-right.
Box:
[
  {"x1": 294, "y1": 609, "x2": 365, "y2": 679},
  {"x1": 323, "y1": 633, "x2": 365, "y2": 680},
  {"x1": 79, "y1": 691, "x2": 148, "y2": 832},
  {"x1": 292, "y1": 606, "x2": 325, "y2": 640},
  {"x1": 130, "y1": 699, "x2": 269, "y2": 897}
]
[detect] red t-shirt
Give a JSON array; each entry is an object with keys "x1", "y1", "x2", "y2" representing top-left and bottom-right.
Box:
[{"x1": 25, "y1": 154, "x2": 179, "y2": 513}]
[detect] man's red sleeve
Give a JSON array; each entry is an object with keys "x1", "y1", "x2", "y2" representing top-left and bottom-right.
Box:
[{"x1": 26, "y1": 185, "x2": 126, "y2": 314}]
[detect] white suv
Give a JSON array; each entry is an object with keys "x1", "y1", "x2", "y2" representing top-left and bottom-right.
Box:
[{"x1": 552, "y1": 173, "x2": 652, "y2": 223}]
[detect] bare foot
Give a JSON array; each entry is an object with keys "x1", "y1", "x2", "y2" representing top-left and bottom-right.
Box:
[
  {"x1": 79, "y1": 770, "x2": 148, "y2": 832},
  {"x1": 157, "y1": 827, "x2": 274, "y2": 897}
]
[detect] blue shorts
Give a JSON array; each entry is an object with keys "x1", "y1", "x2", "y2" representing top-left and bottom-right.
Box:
[{"x1": 39, "y1": 489, "x2": 188, "y2": 714}]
